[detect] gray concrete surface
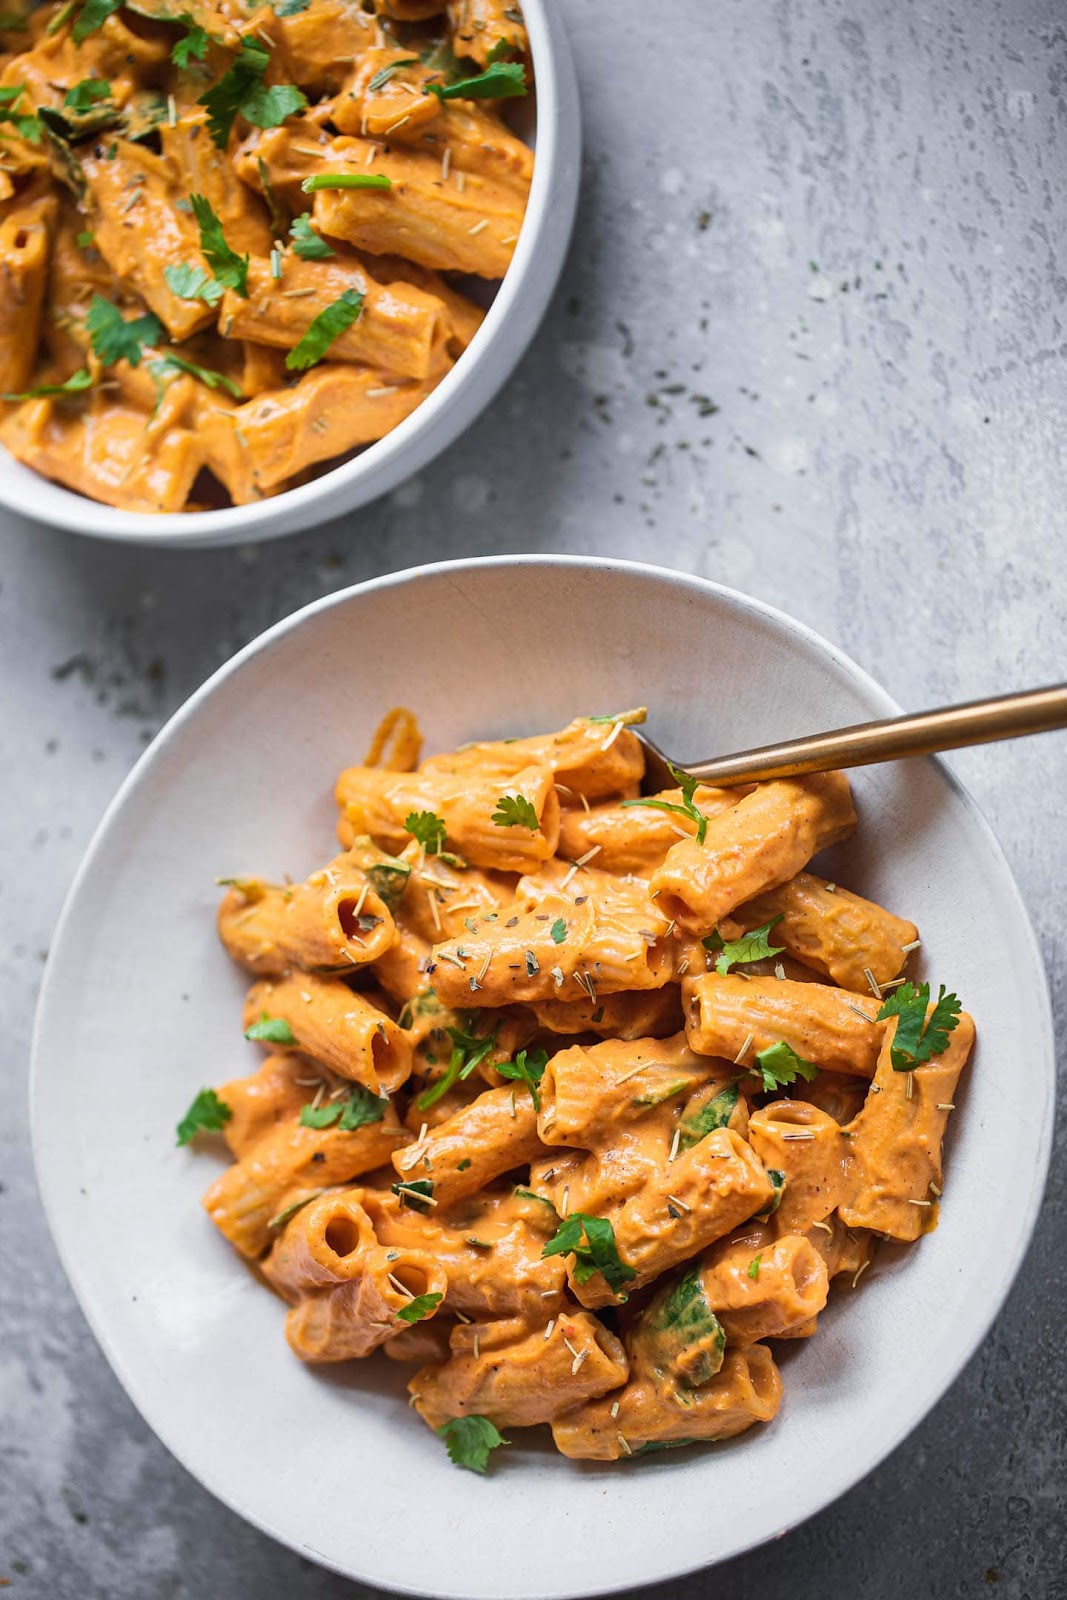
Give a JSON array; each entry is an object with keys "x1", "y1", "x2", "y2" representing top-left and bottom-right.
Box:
[{"x1": 2, "y1": 0, "x2": 1065, "y2": 1594}]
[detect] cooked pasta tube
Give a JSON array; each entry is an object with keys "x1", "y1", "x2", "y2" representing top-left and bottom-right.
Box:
[
  {"x1": 684, "y1": 973, "x2": 883, "y2": 1078},
  {"x1": 399, "y1": 850, "x2": 512, "y2": 944},
  {"x1": 0, "y1": 193, "x2": 55, "y2": 393},
  {"x1": 410, "y1": 1310, "x2": 627, "y2": 1431},
  {"x1": 840, "y1": 1005, "x2": 975, "y2": 1241},
  {"x1": 362, "y1": 257, "x2": 485, "y2": 354},
  {"x1": 233, "y1": 123, "x2": 331, "y2": 206},
  {"x1": 718, "y1": 872, "x2": 919, "y2": 994},
  {"x1": 531, "y1": 987, "x2": 685, "y2": 1040},
  {"x1": 383, "y1": 1319, "x2": 453, "y2": 1366},
  {"x1": 203, "y1": 1105, "x2": 407, "y2": 1258},
  {"x1": 553, "y1": 1129, "x2": 775, "y2": 1310},
  {"x1": 237, "y1": 0, "x2": 379, "y2": 95},
  {"x1": 336, "y1": 761, "x2": 559, "y2": 871},
  {"x1": 552, "y1": 1345, "x2": 781, "y2": 1460},
  {"x1": 430, "y1": 893, "x2": 673, "y2": 1009},
  {"x1": 332, "y1": 49, "x2": 443, "y2": 141},
  {"x1": 310, "y1": 138, "x2": 525, "y2": 277},
  {"x1": 0, "y1": 395, "x2": 202, "y2": 514},
  {"x1": 421, "y1": 713, "x2": 645, "y2": 800},
  {"x1": 243, "y1": 973, "x2": 413, "y2": 1093},
  {"x1": 216, "y1": 1053, "x2": 314, "y2": 1157},
  {"x1": 628, "y1": 1265, "x2": 727, "y2": 1389},
  {"x1": 195, "y1": 364, "x2": 439, "y2": 503},
  {"x1": 217, "y1": 256, "x2": 449, "y2": 382},
  {"x1": 446, "y1": 0, "x2": 528, "y2": 62},
  {"x1": 746, "y1": 1101, "x2": 852, "y2": 1234},
  {"x1": 217, "y1": 851, "x2": 396, "y2": 976},
  {"x1": 697, "y1": 1224, "x2": 830, "y2": 1344},
  {"x1": 160, "y1": 115, "x2": 274, "y2": 254},
  {"x1": 649, "y1": 773, "x2": 857, "y2": 934},
  {"x1": 791, "y1": 1068, "x2": 870, "y2": 1125},
  {"x1": 537, "y1": 1034, "x2": 718, "y2": 1148},
  {"x1": 372, "y1": 922, "x2": 434, "y2": 1005},
  {"x1": 557, "y1": 784, "x2": 750, "y2": 875},
  {"x1": 263, "y1": 1191, "x2": 448, "y2": 1360},
  {"x1": 362, "y1": 1187, "x2": 567, "y2": 1317},
  {"x1": 391, "y1": 1082, "x2": 544, "y2": 1205},
  {"x1": 80, "y1": 141, "x2": 217, "y2": 341}
]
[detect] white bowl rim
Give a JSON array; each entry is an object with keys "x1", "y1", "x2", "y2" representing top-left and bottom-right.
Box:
[
  {"x1": 30, "y1": 555, "x2": 1056, "y2": 1594},
  {"x1": 0, "y1": 0, "x2": 578, "y2": 547}
]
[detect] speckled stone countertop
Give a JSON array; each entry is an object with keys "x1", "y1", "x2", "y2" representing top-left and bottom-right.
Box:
[{"x1": 2, "y1": 0, "x2": 1065, "y2": 1595}]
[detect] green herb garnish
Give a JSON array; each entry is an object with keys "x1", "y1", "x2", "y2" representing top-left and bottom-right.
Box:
[
  {"x1": 747, "y1": 1254, "x2": 762, "y2": 1281},
  {"x1": 495, "y1": 1047, "x2": 549, "y2": 1111},
  {"x1": 367, "y1": 57, "x2": 419, "y2": 92},
  {"x1": 163, "y1": 261, "x2": 225, "y2": 306},
  {"x1": 491, "y1": 793, "x2": 538, "y2": 831},
  {"x1": 3, "y1": 368, "x2": 92, "y2": 401},
  {"x1": 542, "y1": 1212, "x2": 636, "y2": 1296},
  {"x1": 416, "y1": 1022, "x2": 496, "y2": 1111},
  {"x1": 427, "y1": 60, "x2": 526, "y2": 101},
  {"x1": 405, "y1": 809, "x2": 447, "y2": 854},
  {"x1": 176, "y1": 1086, "x2": 231, "y2": 1145},
  {"x1": 148, "y1": 352, "x2": 244, "y2": 398},
  {"x1": 244, "y1": 1011, "x2": 296, "y2": 1044},
  {"x1": 396, "y1": 1289, "x2": 443, "y2": 1325},
  {"x1": 702, "y1": 915, "x2": 784, "y2": 975},
  {"x1": 70, "y1": 0, "x2": 122, "y2": 44},
  {"x1": 620, "y1": 761, "x2": 708, "y2": 845},
  {"x1": 85, "y1": 295, "x2": 163, "y2": 367},
  {"x1": 550, "y1": 917, "x2": 567, "y2": 944},
  {"x1": 198, "y1": 38, "x2": 306, "y2": 148},
  {"x1": 876, "y1": 980, "x2": 962, "y2": 1071},
  {"x1": 64, "y1": 77, "x2": 110, "y2": 110},
  {"x1": 288, "y1": 210, "x2": 335, "y2": 259},
  {"x1": 301, "y1": 171, "x2": 392, "y2": 192},
  {"x1": 189, "y1": 192, "x2": 248, "y2": 295},
  {"x1": 299, "y1": 1084, "x2": 387, "y2": 1130},
  {"x1": 751, "y1": 1039, "x2": 818, "y2": 1093},
  {"x1": 437, "y1": 1415, "x2": 509, "y2": 1474},
  {"x1": 171, "y1": 14, "x2": 210, "y2": 67},
  {"x1": 284, "y1": 287, "x2": 363, "y2": 371},
  {"x1": 391, "y1": 1177, "x2": 435, "y2": 1212}
]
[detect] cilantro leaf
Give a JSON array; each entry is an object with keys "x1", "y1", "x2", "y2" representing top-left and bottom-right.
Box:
[
  {"x1": 289, "y1": 211, "x2": 335, "y2": 259},
  {"x1": 542, "y1": 1212, "x2": 636, "y2": 1296},
  {"x1": 427, "y1": 60, "x2": 526, "y2": 101},
  {"x1": 300, "y1": 171, "x2": 392, "y2": 192},
  {"x1": 244, "y1": 1011, "x2": 295, "y2": 1044},
  {"x1": 747, "y1": 1254, "x2": 762, "y2": 1281},
  {"x1": 298, "y1": 1086, "x2": 385, "y2": 1130},
  {"x1": 415, "y1": 1023, "x2": 496, "y2": 1111},
  {"x1": 64, "y1": 77, "x2": 110, "y2": 110},
  {"x1": 405, "y1": 809, "x2": 446, "y2": 854},
  {"x1": 71, "y1": 0, "x2": 122, "y2": 43},
  {"x1": 491, "y1": 793, "x2": 539, "y2": 831},
  {"x1": 877, "y1": 980, "x2": 962, "y2": 1071},
  {"x1": 198, "y1": 38, "x2": 305, "y2": 148},
  {"x1": 285, "y1": 287, "x2": 363, "y2": 371},
  {"x1": 0, "y1": 87, "x2": 41, "y2": 141},
  {"x1": 679, "y1": 1083, "x2": 738, "y2": 1149},
  {"x1": 163, "y1": 262, "x2": 225, "y2": 306},
  {"x1": 620, "y1": 761, "x2": 708, "y2": 845},
  {"x1": 171, "y1": 16, "x2": 210, "y2": 68},
  {"x1": 495, "y1": 1046, "x2": 549, "y2": 1111},
  {"x1": 241, "y1": 79, "x2": 307, "y2": 130},
  {"x1": 273, "y1": 0, "x2": 310, "y2": 12},
  {"x1": 367, "y1": 57, "x2": 419, "y2": 93},
  {"x1": 396, "y1": 1290, "x2": 443, "y2": 1325},
  {"x1": 437, "y1": 1415, "x2": 509, "y2": 1474},
  {"x1": 550, "y1": 917, "x2": 567, "y2": 944},
  {"x1": 176, "y1": 1086, "x2": 231, "y2": 1145},
  {"x1": 85, "y1": 295, "x2": 163, "y2": 367},
  {"x1": 703, "y1": 916, "x2": 784, "y2": 976},
  {"x1": 752, "y1": 1039, "x2": 819, "y2": 1093},
  {"x1": 189, "y1": 193, "x2": 248, "y2": 296},
  {"x1": 391, "y1": 1177, "x2": 435, "y2": 1212},
  {"x1": 148, "y1": 352, "x2": 244, "y2": 398},
  {"x1": 3, "y1": 368, "x2": 92, "y2": 401}
]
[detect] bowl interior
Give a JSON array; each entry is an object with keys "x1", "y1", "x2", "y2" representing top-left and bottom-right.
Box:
[{"x1": 32, "y1": 558, "x2": 1053, "y2": 1598}]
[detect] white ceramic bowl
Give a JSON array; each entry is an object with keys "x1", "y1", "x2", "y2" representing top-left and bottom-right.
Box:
[
  {"x1": 32, "y1": 557, "x2": 1054, "y2": 1597},
  {"x1": 0, "y1": 5, "x2": 579, "y2": 548}
]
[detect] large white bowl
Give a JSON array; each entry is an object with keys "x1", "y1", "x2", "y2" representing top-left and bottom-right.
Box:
[
  {"x1": 32, "y1": 557, "x2": 1054, "y2": 1597},
  {"x1": 0, "y1": 4, "x2": 579, "y2": 548}
]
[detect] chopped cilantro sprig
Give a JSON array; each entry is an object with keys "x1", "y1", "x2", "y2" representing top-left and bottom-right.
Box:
[
  {"x1": 437, "y1": 1415, "x2": 508, "y2": 1473},
  {"x1": 877, "y1": 980, "x2": 962, "y2": 1071},
  {"x1": 620, "y1": 761, "x2": 709, "y2": 844},
  {"x1": 176, "y1": 1087, "x2": 231, "y2": 1145},
  {"x1": 542, "y1": 1212, "x2": 636, "y2": 1296},
  {"x1": 702, "y1": 916, "x2": 785, "y2": 975}
]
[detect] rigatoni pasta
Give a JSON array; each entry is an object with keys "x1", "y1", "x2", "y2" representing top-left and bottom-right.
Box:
[
  {"x1": 179, "y1": 705, "x2": 975, "y2": 1473},
  {"x1": 0, "y1": 0, "x2": 534, "y2": 511}
]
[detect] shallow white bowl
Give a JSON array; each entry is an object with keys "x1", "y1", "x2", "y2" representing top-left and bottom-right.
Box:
[
  {"x1": 32, "y1": 557, "x2": 1054, "y2": 1597},
  {"x1": 0, "y1": 3, "x2": 579, "y2": 548}
]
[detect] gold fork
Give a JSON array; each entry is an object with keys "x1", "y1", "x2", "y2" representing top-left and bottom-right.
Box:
[{"x1": 635, "y1": 684, "x2": 1067, "y2": 791}]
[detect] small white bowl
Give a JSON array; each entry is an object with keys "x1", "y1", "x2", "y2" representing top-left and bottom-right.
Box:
[
  {"x1": 0, "y1": 4, "x2": 579, "y2": 547},
  {"x1": 31, "y1": 558, "x2": 1054, "y2": 1597}
]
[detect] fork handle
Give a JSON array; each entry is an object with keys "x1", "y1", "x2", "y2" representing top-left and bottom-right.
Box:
[{"x1": 684, "y1": 683, "x2": 1067, "y2": 787}]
